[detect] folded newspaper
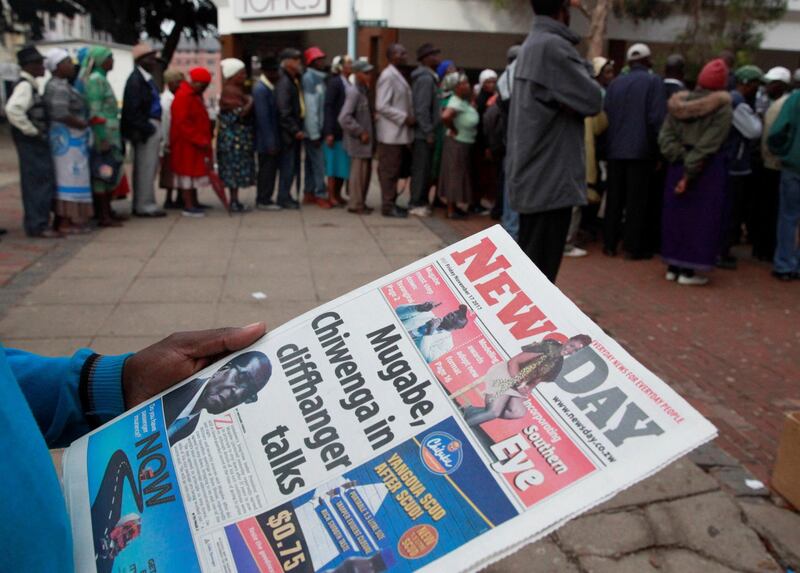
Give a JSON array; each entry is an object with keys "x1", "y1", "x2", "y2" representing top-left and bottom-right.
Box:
[{"x1": 62, "y1": 225, "x2": 716, "y2": 573}]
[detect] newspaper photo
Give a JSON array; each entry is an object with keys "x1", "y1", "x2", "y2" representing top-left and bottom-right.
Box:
[{"x1": 62, "y1": 225, "x2": 717, "y2": 573}]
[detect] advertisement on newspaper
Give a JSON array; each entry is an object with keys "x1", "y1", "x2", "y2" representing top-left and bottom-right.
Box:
[{"x1": 64, "y1": 226, "x2": 716, "y2": 573}]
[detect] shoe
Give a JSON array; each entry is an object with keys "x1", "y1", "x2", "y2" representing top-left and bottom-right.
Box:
[
  {"x1": 677, "y1": 274, "x2": 709, "y2": 286},
  {"x1": 771, "y1": 270, "x2": 797, "y2": 281},
  {"x1": 409, "y1": 206, "x2": 431, "y2": 217},
  {"x1": 347, "y1": 207, "x2": 373, "y2": 215},
  {"x1": 134, "y1": 209, "x2": 167, "y2": 218},
  {"x1": 31, "y1": 229, "x2": 64, "y2": 239},
  {"x1": 469, "y1": 204, "x2": 490, "y2": 216},
  {"x1": 230, "y1": 200, "x2": 250, "y2": 213},
  {"x1": 447, "y1": 211, "x2": 467, "y2": 220},
  {"x1": 564, "y1": 246, "x2": 588, "y2": 258},
  {"x1": 163, "y1": 199, "x2": 179, "y2": 210},
  {"x1": 665, "y1": 271, "x2": 677, "y2": 281},
  {"x1": 382, "y1": 206, "x2": 408, "y2": 218},
  {"x1": 716, "y1": 255, "x2": 738, "y2": 270},
  {"x1": 278, "y1": 199, "x2": 300, "y2": 210},
  {"x1": 256, "y1": 202, "x2": 282, "y2": 211},
  {"x1": 182, "y1": 207, "x2": 206, "y2": 218},
  {"x1": 315, "y1": 197, "x2": 333, "y2": 209},
  {"x1": 602, "y1": 247, "x2": 617, "y2": 257},
  {"x1": 302, "y1": 193, "x2": 316, "y2": 205},
  {"x1": 624, "y1": 252, "x2": 653, "y2": 261},
  {"x1": 197, "y1": 202, "x2": 213, "y2": 210}
]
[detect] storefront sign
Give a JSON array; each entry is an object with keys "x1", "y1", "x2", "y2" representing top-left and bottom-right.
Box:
[
  {"x1": 235, "y1": 0, "x2": 329, "y2": 20},
  {"x1": 357, "y1": 19, "x2": 388, "y2": 28}
]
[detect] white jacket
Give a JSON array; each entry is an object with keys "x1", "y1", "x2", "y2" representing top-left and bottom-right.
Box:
[{"x1": 375, "y1": 64, "x2": 413, "y2": 145}]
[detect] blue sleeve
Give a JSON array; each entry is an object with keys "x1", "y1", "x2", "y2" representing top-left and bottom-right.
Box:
[
  {"x1": 395, "y1": 305, "x2": 418, "y2": 321},
  {"x1": 647, "y1": 76, "x2": 667, "y2": 136},
  {"x1": 6, "y1": 348, "x2": 132, "y2": 447}
]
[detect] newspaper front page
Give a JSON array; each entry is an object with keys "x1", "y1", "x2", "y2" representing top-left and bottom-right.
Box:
[{"x1": 62, "y1": 226, "x2": 717, "y2": 573}]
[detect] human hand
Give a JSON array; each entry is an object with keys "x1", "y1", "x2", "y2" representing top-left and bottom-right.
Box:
[
  {"x1": 359, "y1": 132, "x2": 370, "y2": 144},
  {"x1": 267, "y1": 147, "x2": 279, "y2": 156},
  {"x1": 99, "y1": 140, "x2": 111, "y2": 153},
  {"x1": 415, "y1": 301, "x2": 435, "y2": 312},
  {"x1": 325, "y1": 135, "x2": 335, "y2": 148},
  {"x1": 405, "y1": 116, "x2": 417, "y2": 127},
  {"x1": 426, "y1": 134, "x2": 434, "y2": 146},
  {"x1": 311, "y1": 138, "x2": 322, "y2": 148},
  {"x1": 122, "y1": 323, "x2": 267, "y2": 408},
  {"x1": 485, "y1": 149, "x2": 493, "y2": 161},
  {"x1": 674, "y1": 176, "x2": 688, "y2": 195},
  {"x1": 295, "y1": 131, "x2": 305, "y2": 141}
]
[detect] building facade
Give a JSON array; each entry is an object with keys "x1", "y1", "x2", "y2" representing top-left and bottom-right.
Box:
[{"x1": 212, "y1": 0, "x2": 800, "y2": 74}]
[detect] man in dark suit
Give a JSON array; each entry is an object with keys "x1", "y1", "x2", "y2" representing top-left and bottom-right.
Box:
[
  {"x1": 163, "y1": 350, "x2": 272, "y2": 445},
  {"x1": 121, "y1": 42, "x2": 166, "y2": 218},
  {"x1": 275, "y1": 48, "x2": 305, "y2": 210},
  {"x1": 254, "y1": 55, "x2": 282, "y2": 210}
]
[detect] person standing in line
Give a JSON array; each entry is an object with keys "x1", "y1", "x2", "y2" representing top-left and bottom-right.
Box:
[
  {"x1": 253, "y1": 55, "x2": 282, "y2": 211},
  {"x1": 439, "y1": 73, "x2": 480, "y2": 220},
  {"x1": 496, "y1": 45, "x2": 521, "y2": 239},
  {"x1": 43, "y1": 49, "x2": 93, "y2": 235},
  {"x1": 323, "y1": 54, "x2": 353, "y2": 207},
  {"x1": 663, "y1": 55, "x2": 686, "y2": 100},
  {"x1": 375, "y1": 43, "x2": 415, "y2": 218},
  {"x1": 753, "y1": 67, "x2": 791, "y2": 261},
  {"x1": 217, "y1": 58, "x2": 256, "y2": 213},
  {"x1": 159, "y1": 69, "x2": 185, "y2": 210},
  {"x1": 83, "y1": 46, "x2": 124, "y2": 228},
  {"x1": 767, "y1": 81, "x2": 800, "y2": 280},
  {"x1": 409, "y1": 43, "x2": 442, "y2": 217},
  {"x1": 338, "y1": 60, "x2": 376, "y2": 215},
  {"x1": 603, "y1": 42, "x2": 666, "y2": 259},
  {"x1": 431, "y1": 61, "x2": 458, "y2": 209},
  {"x1": 302, "y1": 46, "x2": 330, "y2": 208},
  {"x1": 658, "y1": 58, "x2": 733, "y2": 286},
  {"x1": 717, "y1": 65, "x2": 763, "y2": 269},
  {"x1": 171, "y1": 67, "x2": 214, "y2": 218},
  {"x1": 472, "y1": 68, "x2": 498, "y2": 216},
  {"x1": 506, "y1": 0, "x2": 603, "y2": 283},
  {"x1": 5, "y1": 46, "x2": 55, "y2": 238},
  {"x1": 275, "y1": 48, "x2": 305, "y2": 210},
  {"x1": 121, "y1": 42, "x2": 166, "y2": 218}
]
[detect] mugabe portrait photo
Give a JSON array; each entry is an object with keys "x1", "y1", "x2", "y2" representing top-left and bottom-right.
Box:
[{"x1": 163, "y1": 351, "x2": 272, "y2": 445}]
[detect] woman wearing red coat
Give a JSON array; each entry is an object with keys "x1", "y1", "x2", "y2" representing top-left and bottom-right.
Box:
[{"x1": 170, "y1": 67, "x2": 212, "y2": 217}]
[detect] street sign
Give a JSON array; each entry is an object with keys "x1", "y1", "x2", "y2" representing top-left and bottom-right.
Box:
[{"x1": 357, "y1": 19, "x2": 388, "y2": 28}]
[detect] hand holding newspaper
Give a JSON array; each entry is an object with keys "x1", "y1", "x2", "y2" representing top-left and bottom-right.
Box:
[{"x1": 62, "y1": 226, "x2": 716, "y2": 573}]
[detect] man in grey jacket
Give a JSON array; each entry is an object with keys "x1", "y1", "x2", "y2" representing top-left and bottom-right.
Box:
[
  {"x1": 507, "y1": 0, "x2": 603, "y2": 282},
  {"x1": 409, "y1": 43, "x2": 442, "y2": 217},
  {"x1": 339, "y1": 60, "x2": 376, "y2": 214}
]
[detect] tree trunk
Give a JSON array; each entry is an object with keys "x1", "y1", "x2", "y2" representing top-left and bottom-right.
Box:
[
  {"x1": 586, "y1": 0, "x2": 610, "y2": 60},
  {"x1": 161, "y1": 18, "x2": 186, "y2": 66}
]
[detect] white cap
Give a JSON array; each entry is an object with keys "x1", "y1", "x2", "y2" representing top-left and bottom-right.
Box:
[
  {"x1": 44, "y1": 48, "x2": 70, "y2": 72},
  {"x1": 220, "y1": 58, "x2": 246, "y2": 80},
  {"x1": 626, "y1": 43, "x2": 651, "y2": 62},
  {"x1": 479, "y1": 69, "x2": 498, "y2": 87},
  {"x1": 763, "y1": 66, "x2": 791, "y2": 85}
]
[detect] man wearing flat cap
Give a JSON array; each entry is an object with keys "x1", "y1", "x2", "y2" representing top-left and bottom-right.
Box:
[
  {"x1": 122, "y1": 42, "x2": 166, "y2": 217},
  {"x1": 5, "y1": 45, "x2": 56, "y2": 237},
  {"x1": 275, "y1": 48, "x2": 305, "y2": 210},
  {"x1": 408, "y1": 43, "x2": 442, "y2": 217}
]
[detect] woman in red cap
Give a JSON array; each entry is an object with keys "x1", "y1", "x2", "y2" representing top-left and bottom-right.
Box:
[
  {"x1": 170, "y1": 67, "x2": 213, "y2": 217},
  {"x1": 658, "y1": 58, "x2": 733, "y2": 285}
]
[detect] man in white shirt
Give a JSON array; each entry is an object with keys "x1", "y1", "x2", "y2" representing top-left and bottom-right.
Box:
[
  {"x1": 4, "y1": 45, "x2": 57, "y2": 238},
  {"x1": 396, "y1": 302, "x2": 469, "y2": 363}
]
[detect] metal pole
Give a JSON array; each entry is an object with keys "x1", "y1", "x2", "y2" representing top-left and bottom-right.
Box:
[{"x1": 347, "y1": 0, "x2": 357, "y2": 57}]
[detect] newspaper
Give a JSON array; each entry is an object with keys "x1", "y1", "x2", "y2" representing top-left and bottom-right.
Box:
[{"x1": 62, "y1": 225, "x2": 716, "y2": 573}]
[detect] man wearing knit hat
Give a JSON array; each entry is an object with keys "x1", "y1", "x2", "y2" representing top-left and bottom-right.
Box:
[
  {"x1": 302, "y1": 46, "x2": 330, "y2": 208},
  {"x1": 122, "y1": 41, "x2": 166, "y2": 218},
  {"x1": 275, "y1": 48, "x2": 305, "y2": 210},
  {"x1": 5, "y1": 45, "x2": 55, "y2": 237},
  {"x1": 718, "y1": 65, "x2": 763, "y2": 269},
  {"x1": 603, "y1": 41, "x2": 666, "y2": 260},
  {"x1": 409, "y1": 42, "x2": 442, "y2": 217}
]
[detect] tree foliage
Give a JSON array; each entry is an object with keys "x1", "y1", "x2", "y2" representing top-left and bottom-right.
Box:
[{"x1": 4, "y1": 0, "x2": 217, "y2": 63}]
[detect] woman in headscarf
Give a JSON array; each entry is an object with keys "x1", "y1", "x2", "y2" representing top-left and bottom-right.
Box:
[
  {"x1": 171, "y1": 67, "x2": 214, "y2": 218},
  {"x1": 659, "y1": 58, "x2": 733, "y2": 286},
  {"x1": 217, "y1": 58, "x2": 255, "y2": 213},
  {"x1": 82, "y1": 45, "x2": 123, "y2": 227},
  {"x1": 323, "y1": 54, "x2": 353, "y2": 206},
  {"x1": 43, "y1": 48, "x2": 93, "y2": 234},
  {"x1": 438, "y1": 72, "x2": 479, "y2": 220}
]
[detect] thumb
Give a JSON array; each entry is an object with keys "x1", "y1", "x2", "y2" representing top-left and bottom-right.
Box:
[{"x1": 183, "y1": 322, "x2": 267, "y2": 359}]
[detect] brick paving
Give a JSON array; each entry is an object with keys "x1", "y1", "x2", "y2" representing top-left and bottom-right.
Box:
[{"x1": 427, "y1": 209, "x2": 800, "y2": 485}]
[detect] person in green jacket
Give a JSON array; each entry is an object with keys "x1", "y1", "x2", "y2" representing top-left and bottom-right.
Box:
[{"x1": 767, "y1": 88, "x2": 800, "y2": 280}]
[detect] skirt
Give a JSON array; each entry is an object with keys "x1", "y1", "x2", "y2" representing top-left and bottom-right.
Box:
[
  {"x1": 324, "y1": 140, "x2": 351, "y2": 179},
  {"x1": 662, "y1": 151, "x2": 727, "y2": 271},
  {"x1": 438, "y1": 137, "x2": 472, "y2": 204},
  {"x1": 216, "y1": 110, "x2": 256, "y2": 189},
  {"x1": 174, "y1": 174, "x2": 210, "y2": 191},
  {"x1": 55, "y1": 200, "x2": 93, "y2": 223}
]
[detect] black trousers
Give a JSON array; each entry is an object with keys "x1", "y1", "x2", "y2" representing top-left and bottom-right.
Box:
[
  {"x1": 751, "y1": 166, "x2": 780, "y2": 261},
  {"x1": 518, "y1": 207, "x2": 572, "y2": 283},
  {"x1": 12, "y1": 129, "x2": 54, "y2": 236},
  {"x1": 720, "y1": 173, "x2": 747, "y2": 257},
  {"x1": 604, "y1": 159, "x2": 656, "y2": 257},
  {"x1": 256, "y1": 152, "x2": 279, "y2": 205},
  {"x1": 410, "y1": 138, "x2": 433, "y2": 207}
]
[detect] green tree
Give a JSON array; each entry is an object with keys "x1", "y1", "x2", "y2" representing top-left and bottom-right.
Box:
[{"x1": 5, "y1": 0, "x2": 216, "y2": 64}]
